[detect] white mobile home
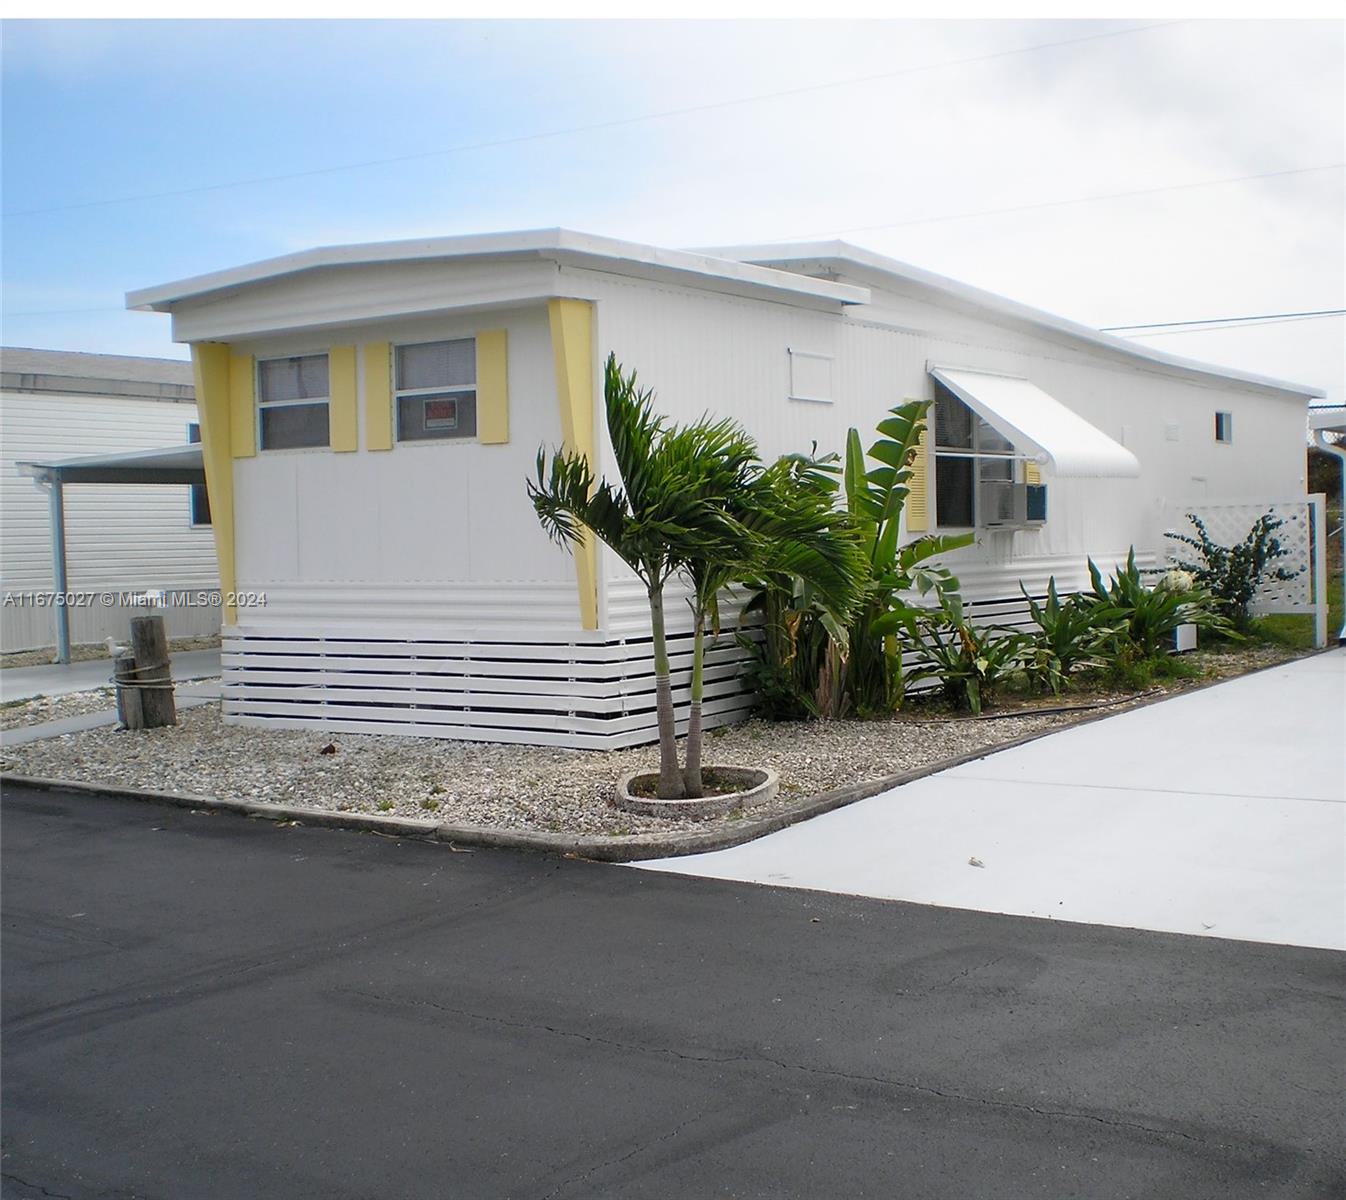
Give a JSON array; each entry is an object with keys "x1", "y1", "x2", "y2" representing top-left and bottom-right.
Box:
[
  {"x1": 127, "y1": 230, "x2": 1323, "y2": 746},
  {"x1": 0, "y1": 348, "x2": 221, "y2": 655}
]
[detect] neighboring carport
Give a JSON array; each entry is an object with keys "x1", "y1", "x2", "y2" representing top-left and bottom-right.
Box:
[{"x1": 16, "y1": 443, "x2": 206, "y2": 663}]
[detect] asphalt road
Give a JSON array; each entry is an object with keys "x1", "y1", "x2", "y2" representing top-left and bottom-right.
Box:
[{"x1": 3, "y1": 784, "x2": 1343, "y2": 1200}]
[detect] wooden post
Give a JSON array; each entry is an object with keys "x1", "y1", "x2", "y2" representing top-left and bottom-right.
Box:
[
  {"x1": 114, "y1": 654, "x2": 144, "y2": 731},
  {"x1": 130, "y1": 615, "x2": 176, "y2": 728}
]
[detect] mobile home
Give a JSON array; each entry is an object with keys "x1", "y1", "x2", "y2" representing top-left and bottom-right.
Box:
[{"x1": 127, "y1": 230, "x2": 1322, "y2": 746}]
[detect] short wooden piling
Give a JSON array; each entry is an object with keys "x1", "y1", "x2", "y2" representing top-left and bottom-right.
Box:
[
  {"x1": 129, "y1": 615, "x2": 176, "y2": 728},
  {"x1": 113, "y1": 653, "x2": 144, "y2": 730}
]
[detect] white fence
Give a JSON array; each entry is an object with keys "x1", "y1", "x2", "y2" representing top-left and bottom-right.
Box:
[{"x1": 1164, "y1": 495, "x2": 1328, "y2": 646}]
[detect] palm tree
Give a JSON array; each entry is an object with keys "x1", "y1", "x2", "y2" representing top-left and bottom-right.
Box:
[
  {"x1": 530, "y1": 355, "x2": 867, "y2": 799},
  {"x1": 529, "y1": 355, "x2": 751, "y2": 799},
  {"x1": 679, "y1": 450, "x2": 867, "y2": 794}
]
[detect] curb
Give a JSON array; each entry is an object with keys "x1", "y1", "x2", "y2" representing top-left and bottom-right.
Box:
[{"x1": 1, "y1": 644, "x2": 1332, "y2": 863}]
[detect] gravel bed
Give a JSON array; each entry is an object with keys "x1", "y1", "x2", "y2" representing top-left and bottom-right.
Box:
[
  {"x1": 1, "y1": 702, "x2": 1091, "y2": 838},
  {"x1": 0, "y1": 687, "x2": 118, "y2": 731},
  {"x1": 0, "y1": 642, "x2": 1306, "y2": 840}
]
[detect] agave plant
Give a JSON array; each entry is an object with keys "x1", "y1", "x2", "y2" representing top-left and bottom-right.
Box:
[
  {"x1": 898, "y1": 587, "x2": 1031, "y2": 715},
  {"x1": 1082, "y1": 548, "x2": 1232, "y2": 659},
  {"x1": 1020, "y1": 578, "x2": 1120, "y2": 694}
]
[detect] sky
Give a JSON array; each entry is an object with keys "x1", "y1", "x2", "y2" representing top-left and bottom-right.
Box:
[{"x1": 2, "y1": 18, "x2": 1343, "y2": 404}]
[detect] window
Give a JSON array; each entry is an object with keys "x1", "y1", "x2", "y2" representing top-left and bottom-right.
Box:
[
  {"x1": 395, "y1": 338, "x2": 477, "y2": 441},
  {"x1": 933, "y1": 382, "x2": 1020, "y2": 527},
  {"x1": 257, "y1": 354, "x2": 330, "y2": 450},
  {"x1": 1215, "y1": 411, "x2": 1233, "y2": 443},
  {"x1": 186, "y1": 422, "x2": 211, "y2": 526}
]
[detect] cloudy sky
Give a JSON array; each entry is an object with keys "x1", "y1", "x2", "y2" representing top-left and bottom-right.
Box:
[{"x1": 2, "y1": 18, "x2": 1342, "y2": 402}]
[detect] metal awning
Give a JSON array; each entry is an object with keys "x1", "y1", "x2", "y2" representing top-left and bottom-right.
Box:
[
  {"x1": 17, "y1": 443, "x2": 205, "y2": 486},
  {"x1": 929, "y1": 366, "x2": 1141, "y2": 478}
]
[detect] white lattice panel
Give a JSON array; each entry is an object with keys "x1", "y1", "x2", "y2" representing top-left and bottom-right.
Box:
[{"x1": 1165, "y1": 499, "x2": 1314, "y2": 610}]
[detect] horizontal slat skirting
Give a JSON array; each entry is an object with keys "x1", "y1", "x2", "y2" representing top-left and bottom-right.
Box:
[{"x1": 219, "y1": 624, "x2": 759, "y2": 749}]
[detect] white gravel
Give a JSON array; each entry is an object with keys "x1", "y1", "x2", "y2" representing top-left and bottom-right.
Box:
[
  {"x1": 0, "y1": 643, "x2": 1303, "y2": 841},
  {"x1": 2, "y1": 700, "x2": 1095, "y2": 838},
  {"x1": 0, "y1": 687, "x2": 119, "y2": 731}
]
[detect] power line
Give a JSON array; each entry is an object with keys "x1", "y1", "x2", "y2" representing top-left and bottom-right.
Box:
[
  {"x1": 1115, "y1": 312, "x2": 1346, "y2": 338},
  {"x1": 769, "y1": 163, "x2": 1344, "y2": 241},
  {"x1": 1100, "y1": 308, "x2": 1346, "y2": 331},
  {"x1": 3, "y1": 20, "x2": 1184, "y2": 220}
]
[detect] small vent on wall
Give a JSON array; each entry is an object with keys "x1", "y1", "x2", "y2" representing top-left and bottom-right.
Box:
[
  {"x1": 1164, "y1": 422, "x2": 1182, "y2": 442},
  {"x1": 788, "y1": 349, "x2": 833, "y2": 404}
]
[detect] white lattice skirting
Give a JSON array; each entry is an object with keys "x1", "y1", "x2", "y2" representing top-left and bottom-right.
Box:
[{"x1": 221, "y1": 627, "x2": 759, "y2": 749}]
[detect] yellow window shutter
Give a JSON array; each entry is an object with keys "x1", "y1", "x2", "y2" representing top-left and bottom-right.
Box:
[
  {"x1": 905, "y1": 418, "x2": 931, "y2": 533},
  {"x1": 228, "y1": 353, "x2": 256, "y2": 458},
  {"x1": 363, "y1": 342, "x2": 393, "y2": 451},
  {"x1": 328, "y1": 345, "x2": 358, "y2": 452},
  {"x1": 476, "y1": 329, "x2": 509, "y2": 445},
  {"x1": 1025, "y1": 461, "x2": 1042, "y2": 486}
]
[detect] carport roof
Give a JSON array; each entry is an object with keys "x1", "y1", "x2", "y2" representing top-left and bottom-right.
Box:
[{"x1": 17, "y1": 443, "x2": 205, "y2": 486}]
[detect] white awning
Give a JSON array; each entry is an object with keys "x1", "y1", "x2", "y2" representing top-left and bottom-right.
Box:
[{"x1": 930, "y1": 367, "x2": 1140, "y2": 479}]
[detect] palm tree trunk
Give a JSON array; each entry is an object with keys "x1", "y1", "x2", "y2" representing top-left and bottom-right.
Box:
[
  {"x1": 647, "y1": 584, "x2": 685, "y2": 799},
  {"x1": 683, "y1": 607, "x2": 705, "y2": 798}
]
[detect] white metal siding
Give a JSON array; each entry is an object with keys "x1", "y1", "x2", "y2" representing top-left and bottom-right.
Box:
[{"x1": 0, "y1": 388, "x2": 221, "y2": 651}]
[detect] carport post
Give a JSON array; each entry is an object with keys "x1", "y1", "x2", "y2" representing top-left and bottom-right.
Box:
[{"x1": 48, "y1": 470, "x2": 71, "y2": 664}]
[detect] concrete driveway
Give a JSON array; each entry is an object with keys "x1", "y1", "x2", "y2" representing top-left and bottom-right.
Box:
[{"x1": 639, "y1": 651, "x2": 1346, "y2": 951}]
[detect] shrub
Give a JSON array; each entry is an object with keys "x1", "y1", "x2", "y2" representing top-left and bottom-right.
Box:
[
  {"x1": 1082, "y1": 548, "x2": 1232, "y2": 659},
  {"x1": 1020, "y1": 579, "x2": 1120, "y2": 694},
  {"x1": 898, "y1": 588, "x2": 1031, "y2": 715},
  {"x1": 1165, "y1": 512, "x2": 1302, "y2": 632}
]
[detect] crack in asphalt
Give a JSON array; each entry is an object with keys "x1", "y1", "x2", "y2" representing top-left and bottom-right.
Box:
[
  {"x1": 340, "y1": 987, "x2": 1242, "y2": 1152},
  {"x1": 538, "y1": 1112, "x2": 706, "y2": 1200},
  {"x1": 1, "y1": 1171, "x2": 74, "y2": 1199}
]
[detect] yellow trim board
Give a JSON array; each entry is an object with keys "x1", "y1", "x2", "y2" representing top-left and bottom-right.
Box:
[
  {"x1": 228, "y1": 353, "x2": 256, "y2": 459},
  {"x1": 363, "y1": 342, "x2": 393, "y2": 451},
  {"x1": 329, "y1": 345, "x2": 358, "y2": 452},
  {"x1": 191, "y1": 344, "x2": 240, "y2": 624},
  {"x1": 547, "y1": 299, "x2": 598, "y2": 631},
  {"x1": 476, "y1": 329, "x2": 509, "y2": 444}
]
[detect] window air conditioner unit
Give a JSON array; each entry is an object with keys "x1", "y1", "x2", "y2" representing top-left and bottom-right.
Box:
[{"x1": 980, "y1": 482, "x2": 1048, "y2": 528}]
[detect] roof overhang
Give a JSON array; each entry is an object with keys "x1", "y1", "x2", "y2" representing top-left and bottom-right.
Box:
[
  {"x1": 126, "y1": 228, "x2": 871, "y2": 316},
  {"x1": 1309, "y1": 405, "x2": 1346, "y2": 435},
  {"x1": 18, "y1": 443, "x2": 205, "y2": 486},
  {"x1": 708, "y1": 240, "x2": 1327, "y2": 402},
  {"x1": 929, "y1": 366, "x2": 1141, "y2": 479}
]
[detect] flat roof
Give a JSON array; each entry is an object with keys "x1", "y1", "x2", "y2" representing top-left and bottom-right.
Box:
[
  {"x1": 124, "y1": 228, "x2": 1326, "y2": 402},
  {"x1": 126, "y1": 228, "x2": 871, "y2": 313},
  {"x1": 704, "y1": 240, "x2": 1326, "y2": 400},
  {"x1": 2, "y1": 346, "x2": 194, "y2": 402}
]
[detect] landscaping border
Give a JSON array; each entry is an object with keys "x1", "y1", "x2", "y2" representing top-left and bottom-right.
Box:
[{"x1": 1, "y1": 645, "x2": 1331, "y2": 863}]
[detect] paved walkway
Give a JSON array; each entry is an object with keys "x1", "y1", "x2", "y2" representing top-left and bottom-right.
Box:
[
  {"x1": 638, "y1": 650, "x2": 1346, "y2": 951},
  {"x1": 0, "y1": 648, "x2": 221, "y2": 702}
]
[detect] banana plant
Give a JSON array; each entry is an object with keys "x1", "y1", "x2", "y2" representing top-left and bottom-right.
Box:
[{"x1": 840, "y1": 401, "x2": 974, "y2": 714}]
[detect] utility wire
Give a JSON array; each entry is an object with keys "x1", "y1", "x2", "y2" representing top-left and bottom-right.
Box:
[
  {"x1": 769, "y1": 163, "x2": 1343, "y2": 241},
  {"x1": 1100, "y1": 308, "x2": 1346, "y2": 331},
  {"x1": 1116, "y1": 313, "x2": 1346, "y2": 338},
  {"x1": 3, "y1": 20, "x2": 1183, "y2": 219}
]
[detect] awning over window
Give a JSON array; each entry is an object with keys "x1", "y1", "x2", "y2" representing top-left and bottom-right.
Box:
[{"x1": 929, "y1": 367, "x2": 1140, "y2": 479}]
